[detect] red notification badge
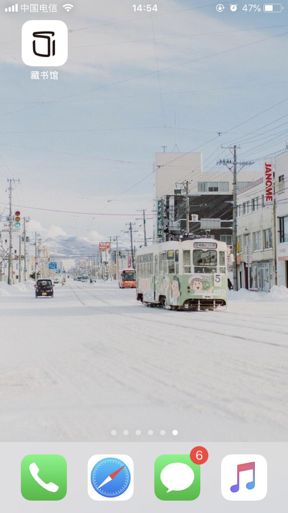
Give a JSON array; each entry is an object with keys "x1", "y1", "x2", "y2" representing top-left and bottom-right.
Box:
[{"x1": 190, "y1": 446, "x2": 209, "y2": 465}]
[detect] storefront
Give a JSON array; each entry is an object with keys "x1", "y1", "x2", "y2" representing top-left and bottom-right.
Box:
[
  {"x1": 250, "y1": 260, "x2": 273, "y2": 292},
  {"x1": 238, "y1": 258, "x2": 273, "y2": 292}
]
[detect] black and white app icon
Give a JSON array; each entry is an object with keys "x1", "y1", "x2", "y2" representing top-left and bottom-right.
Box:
[
  {"x1": 33, "y1": 31, "x2": 56, "y2": 58},
  {"x1": 22, "y1": 21, "x2": 68, "y2": 67}
]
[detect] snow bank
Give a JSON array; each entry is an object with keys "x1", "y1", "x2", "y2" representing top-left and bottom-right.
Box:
[
  {"x1": 229, "y1": 286, "x2": 288, "y2": 302},
  {"x1": 0, "y1": 284, "x2": 11, "y2": 297},
  {"x1": 269, "y1": 285, "x2": 288, "y2": 300},
  {"x1": 0, "y1": 282, "x2": 32, "y2": 297},
  {"x1": 229, "y1": 288, "x2": 261, "y2": 302}
]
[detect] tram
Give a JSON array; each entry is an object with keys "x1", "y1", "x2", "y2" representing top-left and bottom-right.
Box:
[
  {"x1": 136, "y1": 238, "x2": 228, "y2": 310},
  {"x1": 119, "y1": 268, "x2": 136, "y2": 289}
]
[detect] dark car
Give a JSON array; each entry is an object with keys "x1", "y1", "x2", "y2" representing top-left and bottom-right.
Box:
[{"x1": 35, "y1": 279, "x2": 54, "y2": 298}]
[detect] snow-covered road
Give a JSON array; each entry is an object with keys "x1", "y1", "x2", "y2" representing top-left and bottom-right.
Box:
[{"x1": 0, "y1": 281, "x2": 287, "y2": 441}]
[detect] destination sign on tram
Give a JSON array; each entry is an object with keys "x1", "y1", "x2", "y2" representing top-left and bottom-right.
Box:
[{"x1": 194, "y1": 242, "x2": 217, "y2": 250}]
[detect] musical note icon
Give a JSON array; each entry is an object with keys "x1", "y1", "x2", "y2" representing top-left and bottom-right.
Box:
[{"x1": 230, "y1": 462, "x2": 255, "y2": 493}]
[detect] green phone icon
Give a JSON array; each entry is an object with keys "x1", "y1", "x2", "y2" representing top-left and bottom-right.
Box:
[
  {"x1": 21, "y1": 454, "x2": 67, "y2": 501},
  {"x1": 154, "y1": 454, "x2": 200, "y2": 501}
]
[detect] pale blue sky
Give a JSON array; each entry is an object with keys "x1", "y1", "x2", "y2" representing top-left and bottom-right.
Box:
[{"x1": 0, "y1": 0, "x2": 288, "y2": 242}]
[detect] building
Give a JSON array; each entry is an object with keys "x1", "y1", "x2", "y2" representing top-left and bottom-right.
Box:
[
  {"x1": 155, "y1": 152, "x2": 203, "y2": 199},
  {"x1": 154, "y1": 152, "x2": 260, "y2": 245},
  {"x1": 275, "y1": 153, "x2": 288, "y2": 287},
  {"x1": 157, "y1": 191, "x2": 234, "y2": 244},
  {"x1": 236, "y1": 177, "x2": 274, "y2": 291}
]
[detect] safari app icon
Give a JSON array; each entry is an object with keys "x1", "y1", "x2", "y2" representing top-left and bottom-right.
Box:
[{"x1": 154, "y1": 454, "x2": 200, "y2": 501}]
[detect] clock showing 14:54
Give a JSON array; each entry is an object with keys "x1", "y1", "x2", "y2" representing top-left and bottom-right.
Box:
[{"x1": 132, "y1": 4, "x2": 159, "y2": 12}]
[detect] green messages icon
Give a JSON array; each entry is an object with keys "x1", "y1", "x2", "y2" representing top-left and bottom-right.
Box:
[
  {"x1": 21, "y1": 454, "x2": 67, "y2": 501},
  {"x1": 154, "y1": 454, "x2": 200, "y2": 501}
]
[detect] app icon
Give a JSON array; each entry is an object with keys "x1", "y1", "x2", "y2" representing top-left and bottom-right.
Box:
[
  {"x1": 22, "y1": 20, "x2": 68, "y2": 67},
  {"x1": 221, "y1": 454, "x2": 267, "y2": 501},
  {"x1": 88, "y1": 455, "x2": 134, "y2": 501},
  {"x1": 154, "y1": 454, "x2": 200, "y2": 501},
  {"x1": 21, "y1": 454, "x2": 67, "y2": 501}
]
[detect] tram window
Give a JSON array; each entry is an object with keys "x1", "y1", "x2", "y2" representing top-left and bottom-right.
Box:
[
  {"x1": 175, "y1": 250, "x2": 179, "y2": 274},
  {"x1": 193, "y1": 250, "x2": 217, "y2": 273},
  {"x1": 183, "y1": 250, "x2": 191, "y2": 273},
  {"x1": 219, "y1": 251, "x2": 226, "y2": 273},
  {"x1": 167, "y1": 250, "x2": 175, "y2": 274},
  {"x1": 219, "y1": 251, "x2": 226, "y2": 266}
]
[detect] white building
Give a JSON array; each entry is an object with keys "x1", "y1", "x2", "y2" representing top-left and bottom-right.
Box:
[
  {"x1": 155, "y1": 152, "x2": 203, "y2": 198},
  {"x1": 154, "y1": 151, "x2": 260, "y2": 199},
  {"x1": 237, "y1": 178, "x2": 274, "y2": 291},
  {"x1": 275, "y1": 153, "x2": 288, "y2": 287}
]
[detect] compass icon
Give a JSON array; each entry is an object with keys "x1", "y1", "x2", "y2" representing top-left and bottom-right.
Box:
[{"x1": 88, "y1": 455, "x2": 134, "y2": 501}]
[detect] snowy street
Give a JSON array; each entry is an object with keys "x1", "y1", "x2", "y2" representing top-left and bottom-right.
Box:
[{"x1": 0, "y1": 281, "x2": 288, "y2": 442}]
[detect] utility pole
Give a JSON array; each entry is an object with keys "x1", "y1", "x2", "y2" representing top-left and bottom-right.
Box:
[
  {"x1": 218, "y1": 147, "x2": 254, "y2": 291},
  {"x1": 129, "y1": 222, "x2": 135, "y2": 269},
  {"x1": 23, "y1": 217, "x2": 28, "y2": 281},
  {"x1": 143, "y1": 209, "x2": 147, "y2": 246},
  {"x1": 185, "y1": 180, "x2": 190, "y2": 234},
  {"x1": 114, "y1": 235, "x2": 120, "y2": 280},
  {"x1": 18, "y1": 235, "x2": 22, "y2": 283},
  {"x1": 123, "y1": 223, "x2": 137, "y2": 268},
  {"x1": 34, "y1": 232, "x2": 38, "y2": 280},
  {"x1": 7, "y1": 178, "x2": 20, "y2": 285}
]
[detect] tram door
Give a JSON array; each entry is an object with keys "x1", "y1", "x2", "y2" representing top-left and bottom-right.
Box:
[{"x1": 154, "y1": 255, "x2": 158, "y2": 300}]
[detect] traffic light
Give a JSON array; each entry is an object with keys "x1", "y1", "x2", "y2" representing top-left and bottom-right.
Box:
[{"x1": 14, "y1": 210, "x2": 21, "y2": 229}]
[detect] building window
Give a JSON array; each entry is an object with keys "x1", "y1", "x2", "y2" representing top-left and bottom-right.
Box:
[
  {"x1": 252, "y1": 231, "x2": 262, "y2": 251},
  {"x1": 278, "y1": 174, "x2": 285, "y2": 194},
  {"x1": 252, "y1": 197, "x2": 259, "y2": 211},
  {"x1": 197, "y1": 181, "x2": 229, "y2": 193},
  {"x1": 279, "y1": 216, "x2": 288, "y2": 243},
  {"x1": 242, "y1": 201, "x2": 250, "y2": 214},
  {"x1": 261, "y1": 194, "x2": 265, "y2": 207},
  {"x1": 263, "y1": 228, "x2": 272, "y2": 249},
  {"x1": 220, "y1": 234, "x2": 232, "y2": 246}
]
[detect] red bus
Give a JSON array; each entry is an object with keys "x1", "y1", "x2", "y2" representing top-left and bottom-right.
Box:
[{"x1": 119, "y1": 269, "x2": 136, "y2": 289}]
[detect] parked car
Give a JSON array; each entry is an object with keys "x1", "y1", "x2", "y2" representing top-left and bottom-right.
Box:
[
  {"x1": 35, "y1": 279, "x2": 54, "y2": 298},
  {"x1": 78, "y1": 275, "x2": 90, "y2": 282}
]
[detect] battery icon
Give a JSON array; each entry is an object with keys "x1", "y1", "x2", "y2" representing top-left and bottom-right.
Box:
[{"x1": 263, "y1": 4, "x2": 284, "y2": 12}]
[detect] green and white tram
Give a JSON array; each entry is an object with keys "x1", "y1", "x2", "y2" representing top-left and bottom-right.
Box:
[{"x1": 136, "y1": 238, "x2": 228, "y2": 311}]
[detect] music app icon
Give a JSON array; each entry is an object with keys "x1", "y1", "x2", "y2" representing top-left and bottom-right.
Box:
[{"x1": 221, "y1": 454, "x2": 267, "y2": 501}]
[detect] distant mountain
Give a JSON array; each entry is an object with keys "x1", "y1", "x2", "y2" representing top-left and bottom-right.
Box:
[{"x1": 45, "y1": 235, "x2": 100, "y2": 259}]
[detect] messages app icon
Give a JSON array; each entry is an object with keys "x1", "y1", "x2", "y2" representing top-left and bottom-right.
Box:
[{"x1": 154, "y1": 454, "x2": 200, "y2": 501}]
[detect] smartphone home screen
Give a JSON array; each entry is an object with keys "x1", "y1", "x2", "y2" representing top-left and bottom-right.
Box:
[{"x1": 0, "y1": 0, "x2": 287, "y2": 510}]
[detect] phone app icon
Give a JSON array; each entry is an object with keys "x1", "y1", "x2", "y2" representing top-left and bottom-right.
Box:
[
  {"x1": 154, "y1": 454, "x2": 200, "y2": 501},
  {"x1": 21, "y1": 454, "x2": 67, "y2": 501},
  {"x1": 22, "y1": 20, "x2": 68, "y2": 67},
  {"x1": 221, "y1": 454, "x2": 267, "y2": 501},
  {"x1": 88, "y1": 455, "x2": 134, "y2": 501}
]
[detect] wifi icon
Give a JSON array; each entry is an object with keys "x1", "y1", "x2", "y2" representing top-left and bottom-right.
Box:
[{"x1": 62, "y1": 3, "x2": 74, "y2": 12}]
